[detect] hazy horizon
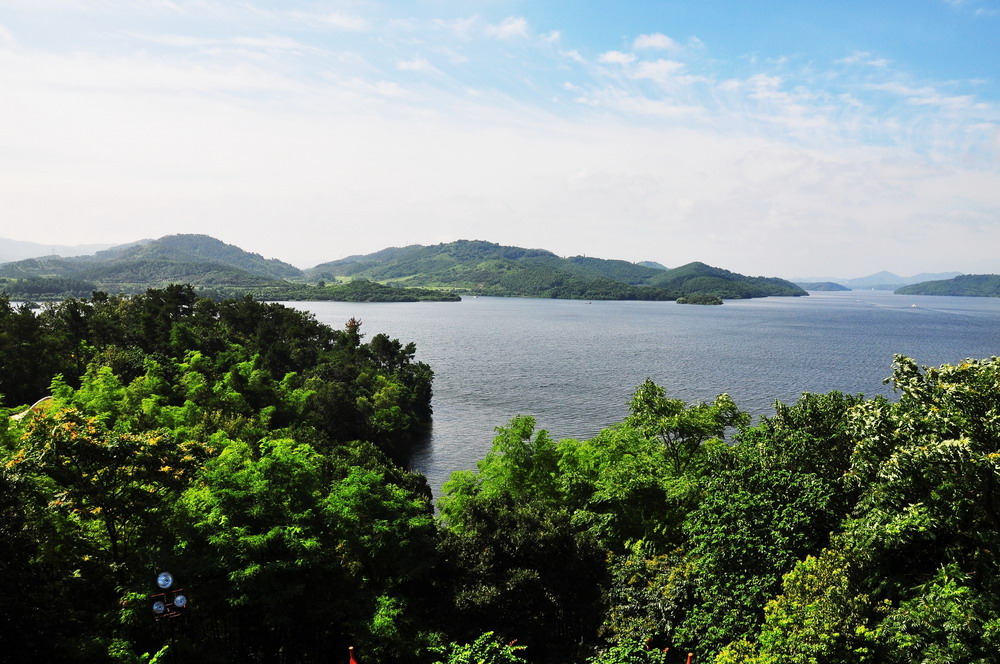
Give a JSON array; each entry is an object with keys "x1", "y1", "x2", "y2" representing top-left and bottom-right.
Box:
[{"x1": 1, "y1": 1, "x2": 997, "y2": 278}]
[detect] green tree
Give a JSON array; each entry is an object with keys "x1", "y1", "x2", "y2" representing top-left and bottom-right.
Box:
[
  {"x1": 437, "y1": 496, "x2": 607, "y2": 663},
  {"x1": 431, "y1": 631, "x2": 527, "y2": 664},
  {"x1": 743, "y1": 546, "x2": 879, "y2": 664},
  {"x1": 625, "y1": 379, "x2": 748, "y2": 476},
  {"x1": 439, "y1": 416, "x2": 561, "y2": 529}
]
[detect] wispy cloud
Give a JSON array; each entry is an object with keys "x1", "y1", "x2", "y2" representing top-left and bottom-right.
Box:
[
  {"x1": 633, "y1": 33, "x2": 679, "y2": 50},
  {"x1": 287, "y1": 11, "x2": 371, "y2": 31},
  {"x1": 396, "y1": 56, "x2": 434, "y2": 73},
  {"x1": 485, "y1": 16, "x2": 528, "y2": 40},
  {"x1": 631, "y1": 59, "x2": 686, "y2": 83},
  {"x1": 598, "y1": 50, "x2": 636, "y2": 65},
  {"x1": 836, "y1": 51, "x2": 889, "y2": 67},
  {"x1": 0, "y1": 2, "x2": 997, "y2": 275}
]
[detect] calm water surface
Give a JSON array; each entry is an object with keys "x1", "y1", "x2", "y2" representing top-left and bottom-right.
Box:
[{"x1": 287, "y1": 291, "x2": 1000, "y2": 496}]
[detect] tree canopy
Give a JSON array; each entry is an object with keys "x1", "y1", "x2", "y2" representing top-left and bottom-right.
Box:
[{"x1": 2, "y1": 289, "x2": 998, "y2": 663}]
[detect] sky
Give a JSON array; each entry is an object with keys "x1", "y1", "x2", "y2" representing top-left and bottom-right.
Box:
[{"x1": 0, "y1": 1, "x2": 998, "y2": 279}]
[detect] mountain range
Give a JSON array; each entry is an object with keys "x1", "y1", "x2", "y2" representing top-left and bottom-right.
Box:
[
  {"x1": 794, "y1": 270, "x2": 964, "y2": 291},
  {"x1": 0, "y1": 233, "x2": 841, "y2": 302},
  {"x1": 0, "y1": 237, "x2": 118, "y2": 263}
]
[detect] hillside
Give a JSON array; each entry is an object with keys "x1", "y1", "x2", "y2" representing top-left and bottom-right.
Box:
[
  {"x1": 309, "y1": 240, "x2": 675, "y2": 300},
  {"x1": 1, "y1": 235, "x2": 807, "y2": 302},
  {"x1": 0, "y1": 234, "x2": 300, "y2": 286},
  {"x1": 650, "y1": 262, "x2": 807, "y2": 299},
  {"x1": 895, "y1": 274, "x2": 1000, "y2": 297},
  {"x1": 796, "y1": 281, "x2": 851, "y2": 291},
  {"x1": 307, "y1": 240, "x2": 802, "y2": 301}
]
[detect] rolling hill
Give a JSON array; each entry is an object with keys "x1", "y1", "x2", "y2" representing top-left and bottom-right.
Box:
[
  {"x1": 0, "y1": 234, "x2": 300, "y2": 287},
  {"x1": 1, "y1": 235, "x2": 807, "y2": 303},
  {"x1": 795, "y1": 282, "x2": 851, "y2": 291},
  {"x1": 895, "y1": 274, "x2": 1000, "y2": 297},
  {"x1": 307, "y1": 240, "x2": 806, "y2": 301},
  {"x1": 648, "y1": 262, "x2": 806, "y2": 299}
]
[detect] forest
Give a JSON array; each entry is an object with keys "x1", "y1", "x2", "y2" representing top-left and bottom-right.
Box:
[
  {"x1": 2, "y1": 287, "x2": 999, "y2": 663},
  {"x1": 0, "y1": 234, "x2": 805, "y2": 303}
]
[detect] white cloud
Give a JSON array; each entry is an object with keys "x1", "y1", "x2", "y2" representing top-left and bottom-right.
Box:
[
  {"x1": 485, "y1": 16, "x2": 529, "y2": 40},
  {"x1": 396, "y1": 56, "x2": 432, "y2": 72},
  {"x1": 633, "y1": 33, "x2": 679, "y2": 50},
  {"x1": 631, "y1": 59, "x2": 685, "y2": 83},
  {"x1": 430, "y1": 17, "x2": 479, "y2": 40},
  {"x1": 837, "y1": 51, "x2": 890, "y2": 67},
  {"x1": 142, "y1": 33, "x2": 319, "y2": 54},
  {"x1": 0, "y1": 23, "x2": 15, "y2": 43},
  {"x1": 0, "y1": 2, "x2": 997, "y2": 276},
  {"x1": 288, "y1": 11, "x2": 371, "y2": 31},
  {"x1": 866, "y1": 81, "x2": 977, "y2": 108},
  {"x1": 598, "y1": 50, "x2": 636, "y2": 65}
]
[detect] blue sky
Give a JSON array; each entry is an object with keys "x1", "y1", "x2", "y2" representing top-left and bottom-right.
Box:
[{"x1": 1, "y1": 0, "x2": 998, "y2": 278}]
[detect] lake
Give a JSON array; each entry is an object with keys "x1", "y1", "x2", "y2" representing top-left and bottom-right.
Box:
[{"x1": 286, "y1": 291, "x2": 1000, "y2": 497}]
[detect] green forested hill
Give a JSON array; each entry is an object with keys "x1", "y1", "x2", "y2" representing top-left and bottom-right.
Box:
[
  {"x1": 650, "y1": 262, "x2": 807, "y2": 298},
  {"x1": 0, "y1": 235, "x2": 460, "y2": 302},
  {"x1": 307, "y1": 241, "x2": 802, "y2": 301},
  {"x1": 0, "y1": 234, "x2": 301, "y2": 295},
  {"x1": 101, "y1": 233, "x2": 303, "y2": 280},
  {"x1": 895, "y1": 274, "x2": 1000, "y2": 297},
  {"x1": 0, "y1": 235, "x2": 805, "y2": 302},
  {"x1": 308, "y1": 240, "x2": 676, "y2": 300}
]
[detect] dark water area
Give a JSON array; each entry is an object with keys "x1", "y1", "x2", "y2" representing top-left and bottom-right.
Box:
[{"x1": 286, "y1": 291, "x2": 1000, "y2": 497}]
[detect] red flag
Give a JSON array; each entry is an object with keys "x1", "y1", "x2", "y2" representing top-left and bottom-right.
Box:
[{"x1": 349, "y1": 646, "x2": 359, "y2": 664}]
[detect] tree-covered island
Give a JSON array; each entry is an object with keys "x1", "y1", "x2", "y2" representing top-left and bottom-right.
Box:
[{"x1": 3, "y1": 286, "x2": 999, "y2": 663}]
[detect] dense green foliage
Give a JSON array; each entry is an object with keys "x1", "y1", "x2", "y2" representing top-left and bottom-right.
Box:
[
  {"x1": 0, "y1": 286, "x2": 440, "y2": 662},
  {"x1": 676, "y1": 294, "x2": 723, "y2": 305},
  {"x1": 435, "y1": 358, "x2": 1000, "y2": 663},
  {"x1": 256, "y1": 278, "x2": 461, "y2": 302},
  {"x1": 3, "y1": 287, "x2": 997, "y2": 663},
  {"x1": 895, "y1": 273, "x2": 1000, "y2": 297}
]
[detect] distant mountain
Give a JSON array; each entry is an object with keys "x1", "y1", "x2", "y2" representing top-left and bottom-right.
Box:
[
  {"x1": 794, "y1": 271, "x2": 964, "y2": 290},
  {"x1": 795, "y1": 282, "x2": 850, "y2": 291},
  {"x1": 308, "y1": 240, "x2": 805, "y2": 301},
  {"x1": 895, "y1": 274, "x2": 1000, "y2": 297},
  {"x1": 637, "y1": 261, "x2": 669, "y2": 271},
  {"x1": 0, "y1": 237, "x2": 117, "y2": 263}
]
